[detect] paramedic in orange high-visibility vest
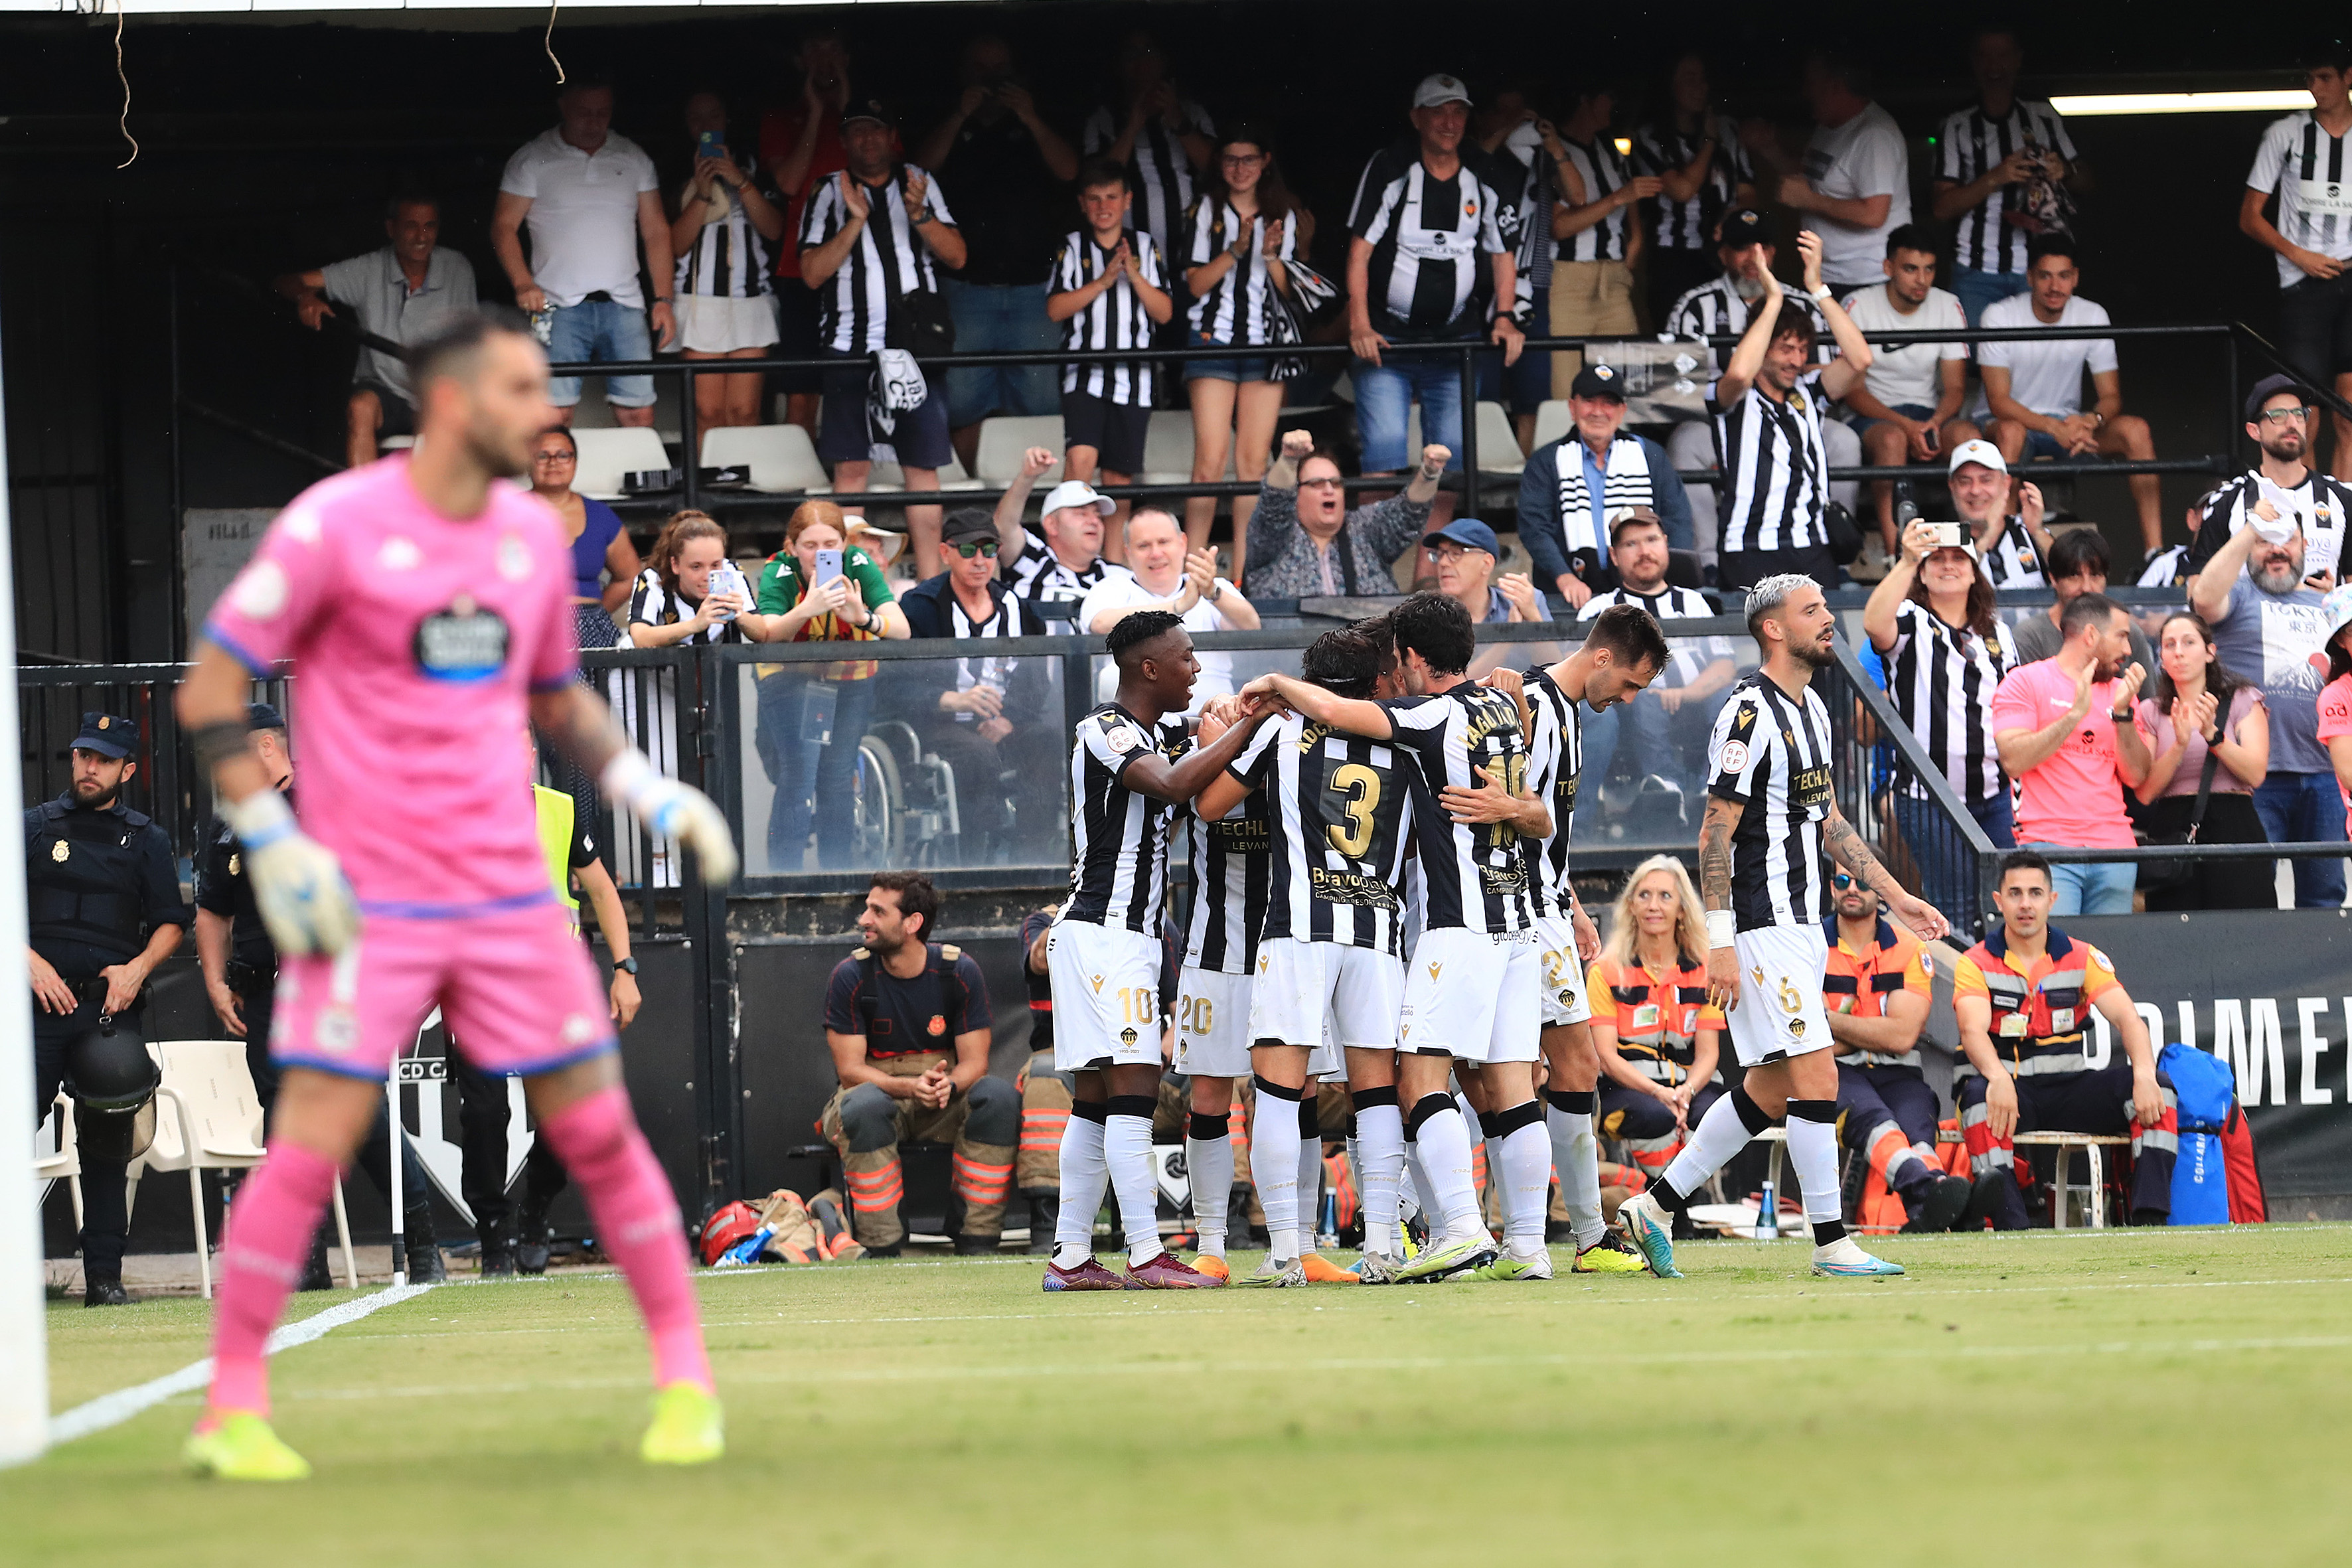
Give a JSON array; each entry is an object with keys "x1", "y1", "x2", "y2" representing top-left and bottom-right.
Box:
[
  {"x1": 1824, "y1": 870, "x2": 1975, "y2": 1231},
  {"x1": 821, "y1": 870, "x2": 1018, "y2": 1256},
  {"x1": 1586, "y1": 858, "x2": 1728, "y2": 1183},
  {"x1": 1951, "y1": 850, "x2": 2177, "y2": 1229}
]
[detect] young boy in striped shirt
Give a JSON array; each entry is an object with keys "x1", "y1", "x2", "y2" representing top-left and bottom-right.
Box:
[{"x1": 1048, "y1": 159, "x2": 1174, "y2": 522}]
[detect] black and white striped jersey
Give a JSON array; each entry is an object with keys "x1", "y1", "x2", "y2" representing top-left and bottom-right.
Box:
[
  {"x1": 673, "y1": 168, "x2": 775, "y2": 299},
  {"x1": 2184, "y1": 467, "x2": 2352, "y2": 580},
  {"x1": 1381, "y1": 684, "x2": 1535, "y2": 935},
  {"x1": 1576, "y1": 585, "x2": 1734, "y2": 688},
  {"x1": 1346, "y1": 144, "x2": 1516, "y2": 334},
  {"x1": 1934, "y1": 99, "x2": 2078, "y2": 274},
  {"x1": 1879, "y1": 599, "x2": 2017, "y2": 808},
  {"x1": 1182, "y1": 197, "x2": 1300, "y2": 345},
  {"x1": 797, "y1": 167, "x2": 957, "y2": 354},
  {"x1": 1082, "y1": 100, "x2": 1214, "y2": 260},
  {"x1": 1006, "y1": 542, "x2": 1129, "y2": 633},
  {"x1": 1053, "y1": 229, "x2": 1166, "y2": 405},
  {"x1": 943, "y1": 586, "x2": 1046, "y2": 719},
  {"x1": 1707, "y1": 672, "x2": 1836, "y2": 932},
  {"x1": 1058, "y1": 702, "x2": 1190, "y2": 937},
  {"x1": 1554, "y1": 135, "x2": 1636, "y2": 264},
  {"x1": 2138, "y1": 542, "x2": 2190, "y2": 588},
  {"x1": 1664, "y1": 278, "x2": 1827, "y2": 377},
  {"x1": 1520, "y1": 666, "x2": 1582, "y2": 921},
  {"x1": 626, "y1": 570, "x2": 751, "y2": 645},
  {"x1": 1182, "y1": 788, "x2": 1271, "y2": 975},
  {"x1": 1976, "y1": 516, "x2": 2047, "y2": 588},
  {"x1": 1634, "y1": 116, "x2": 1753, "y2": 252},
  {"x1": 1710, "y1": 370, "x2": 1832, "y2": 554},
  {"x1": 2248, "y1": 112, "x2": 2352, "y2": 288},
  {"x1": 1231, "y1": 712, "x2": 1415, "y2": 955}
]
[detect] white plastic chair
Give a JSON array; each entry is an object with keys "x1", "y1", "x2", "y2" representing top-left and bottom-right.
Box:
[
  {"x1": 700, "y1": 424, "x2": 831, "y2": 495},
  {"x1": 868, "y1": 451, "x2": 985, "y2": 492},
  {"x1": 973, "y1": 416, "x2": 1065, "y2": 483},
  {"x1": 1529, "y1": 400, "x2": 1573, "y2": 452},
  {"x1": 35, "y1": 1093, "x2": 82, "y2": 1229},
  {"x1": 131, "y1": 1040, "x2": 356, "y2": 1298},
  {"x1": 570, "y1": 428, "x2": 672, "y2": 501},
  {"x1": 1405, "y1": 402, "x2": 1525, "y2": 475}
]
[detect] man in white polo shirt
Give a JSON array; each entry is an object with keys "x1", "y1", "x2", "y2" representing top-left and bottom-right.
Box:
[
  {"x1": 1838, "y1": 224, "x2": 1971, "y2": 554},
  {"x1": 492, "y1": 79, "x2": 677, "y2": 428},
  {"x1": 1755, "y1": 50, "x2": 1910, "y2": 291}
]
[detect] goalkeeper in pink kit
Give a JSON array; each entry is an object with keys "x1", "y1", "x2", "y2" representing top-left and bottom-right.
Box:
[{"x1": 176, "y1": 311, "x2": 736, "y2": 1479}]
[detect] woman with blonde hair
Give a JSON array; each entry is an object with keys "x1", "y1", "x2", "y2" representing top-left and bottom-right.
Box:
[
  {"x1": 750, "y1": 499, "x2": 910, "y2": 871},
  {"x1": 1587, "y1": 856, "x2": 1727, "y2": 1184}
]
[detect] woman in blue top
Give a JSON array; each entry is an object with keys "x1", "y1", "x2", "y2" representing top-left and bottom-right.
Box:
[{"x1": 530, "y1": 426, "x2": 643, "y2": 653}]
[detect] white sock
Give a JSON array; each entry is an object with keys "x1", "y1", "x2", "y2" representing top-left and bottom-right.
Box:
[
  {"x1": 1186, "y1": 1115, "x2": 1235, "y2": 1260},
  {"x1": 1547, "y1": 1103, "x2": 1607, "y2": 1249},
  {"x1": 1500, "y1": 1117, "x2": 1552, "y2": 1257},
  {"x1": 1658, "y1": 1089, "x2": 1761, "y2": 1201},
  {"x1": 1356, "y1": 1102, "x2": 1404, "y2": 1255},
  {"x1": 1296, "y1": 1115, "x2": 1324, "y2": 1251},
  {"x1": 1251, "y1": 1087, "x2": 1302, "y2": 1263},
  {"x1": 1052, "y1": 1111, "x2": 1107, "y2": 1269},
  {"x1": 1786, "y1": 1110, "x2": 1844, "y2": 1235},
  {"x1": 1104, "y1": 1105, "x2": 1164, "y2": 1267},
  {"x1": 1407, "y1": 1143, "x2": 1441, "y2": 1227},
  {"x1": 1409, "y1": 1097, "x2": 1484, "y2": 1241}
]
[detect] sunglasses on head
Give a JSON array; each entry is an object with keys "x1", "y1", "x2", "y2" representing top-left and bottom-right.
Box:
[{"x1": 951, "y1": 538, "x2": 1001, "y2": 559}]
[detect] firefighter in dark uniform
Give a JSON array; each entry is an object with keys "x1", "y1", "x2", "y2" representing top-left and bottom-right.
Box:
[
  {"x1": 26, "y1": 713, "x2": 189, "y2": 1306},
  {"x1": 193, "y1": 702, "x2": 445, "y2": 1285}
]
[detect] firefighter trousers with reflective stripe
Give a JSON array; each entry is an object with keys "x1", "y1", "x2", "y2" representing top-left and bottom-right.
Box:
[
  {"x1": 1836, "y1": 1063, "x2": 1942, "y2": 1188},
  {"x1": 1598, "y1": 1079, "x2": 1727, "y2": 1176},
  {"x1": 1016, "y1": 1049, "x2": 1073, "y2": 1194},
  {"x1": 823, "y1": 1070, "x2": 1020, "y2": 1246},
  {"x1": 1958, "y1": 1063, "x2": 2177, "y2": 1227}
]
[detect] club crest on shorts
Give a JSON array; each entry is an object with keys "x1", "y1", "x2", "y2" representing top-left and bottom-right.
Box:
[
  {"x1": 1557, "y1": 988, "x2": 1575, "y2": 1007},
  {"x1": 1119, "y1": 1028, "x2": 1138, "y2": 1046},
  {"x1": 1787, "y1": 1017, "x2": 1807, "y2": 1039},
  {"x1": 561, "y1": 1014, "x2": 597, "y2": 1046},
  {"x1": 315, "y1": 1005, "x2": 358, "y2": 1054}
]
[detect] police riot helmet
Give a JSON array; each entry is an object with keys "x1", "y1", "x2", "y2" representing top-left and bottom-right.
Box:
[{"x1": 67, "y1": 1029, "x2": 160, "y2": 1115}]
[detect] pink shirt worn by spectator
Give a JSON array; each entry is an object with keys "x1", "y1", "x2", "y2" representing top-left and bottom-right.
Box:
[
  {"x1": 1988, "y1": 659, "x2": 2146, "y2": 850},
  {"x1": 203, "y1": 457, "x2": 578, "y2": 911},
  {"x1": 2317, "y1": 672, "x2": 2352, "y2": 834}
]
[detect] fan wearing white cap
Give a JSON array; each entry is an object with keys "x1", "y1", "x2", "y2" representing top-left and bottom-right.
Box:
[
  {"x1": 1003, "y1": 478, "x2": 1134, "y2": 631},
  {"x1": 1946, "y1": 438, "x2": 2053, "y2": 588}
]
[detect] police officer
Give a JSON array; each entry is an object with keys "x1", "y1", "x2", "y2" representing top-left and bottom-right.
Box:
[
  {"x1": 27, "y1": 714, "x2": 189, "y2": 1306},
  {"x1": 193, "y1": 702, "x2": 446, "y2": 1285}
]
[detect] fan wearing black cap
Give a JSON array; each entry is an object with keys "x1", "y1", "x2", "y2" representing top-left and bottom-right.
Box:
[
  {"x1": 25, "y1": 712, "x2": 190, "y2": 1306},
  {"x1": 1517, "y1": 360, "x2": 1693, "y2": 607},
  {"x1": 2182, "y1": 372, "x2": 2352, "y2": 584}
]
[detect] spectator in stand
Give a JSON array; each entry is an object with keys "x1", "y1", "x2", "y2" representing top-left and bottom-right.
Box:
[
  {"x1": 670, "y1": 92, "x2": 785, "y2": 432},
  {"x1": 1585, "y1": 858, "x2": 1726, "y2": 1185},
  {"x1": 914, "y1": 35, "x2": 1077, "y2": 470},
  {"x1": 275, "y1": 191, "x2": 478, "y2": 467},
  {"x1": 2183, "y1": 374, "x2": 2352, "y2": 582},
  {"x1": 760, "y1": 30, "x2": 855, "y2": 435},
  {"x1": 753, "y1": 501, "x2": 913, "y2": 872},
  {"x1": 1244, "y1": 431, "x2": 1447, "y2": 599},
  {"x1": 1932, "y1": 27, "x2": 2082, "y2": 327},
  {"x1": 1946, "y1": 441, "x2": 2054, "y2": 589},
  {"x1": 1573, "y1": 509, "x2": 1735, "y2": 836},
  {"x1": 1545, "y1": 76, "x2": 1659, "y2": 394},
  {"x1": 797, "y1": 98, "x2": 967, "y2": 580},
  {"x1": 531, "y1": 426, "x2": 643, "y2": 656},
  {"x1": 1421, "y1": 517, "x2": 1549, "y2": 627},
  {"x1": 1748, "y1": 49, "x2": 1910, "y2": 292},
  {"x1": 822, "y1": 872, "x2": 1017, "y2": 1256},
  {"x1": 1838, "y1": 226, "x2": 1972, "y2": 553},
  {"x1": 1081, "y1": 31, "x2": 1214, "y2": 267},
  {"x1": 2132, "y1": 611, "x2": 2273, "y2": 910},
  {"x1": 1003, "y1": 478, "x2": 1132, "y2": 622},
  {"x1": 1708, "y1": 230, "x2": 1873, "y2": 591},
  {"x1": 896, "y1": 509, "x2": 1059, "y2": 858},
  {"x1": 2140, "y1": 497, "x2": 2206, "y2": 589},
  {"x1": 2315, "y1": 586, "x2": 2352, "y2": 834},
  {"x1": 2011, "y1": 526, "x2": 2155, "y2": 670},
  {"x1": 1477, "y1": 88, "x2": 1559, "y2": 450},
  {"x1": 2189, "y1": 510, "x2": 2343, "y2": 907},
  {"x1": 1049, "y1": 159, "x2": 1174, "y2": 517},
  {"x1": 1978, "y1": 234, "x2": 2164, "y2": 561},
  {"x1": 1865, "y1": 516, "x2": 2022, "y2": 924},
  {"x1": 1634, "y1": 53, "x2": 1756, "y2": 330},
  {"x1": 1517, "y1": 361, "x2": 1693, "y2": 606},
  {"x1": 492, "y1": 80, "x2": 674, "y2": 428},
  {"x1": 1079, "y1": 508, "x2": 1260, "y2": 704},
  {"x1": 1346, "y1": 74, "x2": 1526, "y2": 522},
  {"x1": 1182, "y1": 125, "x2": 1309, "y2": 558},
  {"x1": 1990, "y1": 592, "x2": 2152, "y2": 915},
  {"x1": 1660, "y1": 210, "x2": 1854, "y2": 574},
  {"x1": 2241, "y1": 47, "x2": 2352, "y2": 479},
  {"x1": 625, "y1": 510, "x2": 775, "y2": 649}
]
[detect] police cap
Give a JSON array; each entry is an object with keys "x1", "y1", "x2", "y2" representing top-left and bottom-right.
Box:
[{"x1": 72, "y1": 712, "x2": 137, "y2": 761}]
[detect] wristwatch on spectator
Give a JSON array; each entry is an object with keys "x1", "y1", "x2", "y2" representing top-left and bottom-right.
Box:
[{"x1": 613, "y1": 956, "x2": 639, "y2": 976}]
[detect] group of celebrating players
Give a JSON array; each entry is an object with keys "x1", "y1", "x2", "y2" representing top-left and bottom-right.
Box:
[{"x1": 1037, "y1": 571, "x2": 1949, "y2": 1291}]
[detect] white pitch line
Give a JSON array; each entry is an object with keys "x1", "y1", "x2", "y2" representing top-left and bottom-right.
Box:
[{"x1": 48, "y1": 1282, "x2": 436, "y2": 1447}]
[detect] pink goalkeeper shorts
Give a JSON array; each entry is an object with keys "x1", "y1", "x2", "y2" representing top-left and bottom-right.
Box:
[{"x1": 270, "y1": 894, "x2": 615, "y2": 1080}]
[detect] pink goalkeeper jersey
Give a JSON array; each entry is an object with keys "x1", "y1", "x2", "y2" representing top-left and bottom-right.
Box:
[{"x1": 202, "y1": 457, "x2": 578, "y2": 911}]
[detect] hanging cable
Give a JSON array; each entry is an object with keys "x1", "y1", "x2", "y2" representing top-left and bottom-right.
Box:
[
  {"x1": 544, "y1": 0, "x2": 566, "y2": 85},
  {"x1": 112, "y1": 0, "x2": 138, "y2": 169}
]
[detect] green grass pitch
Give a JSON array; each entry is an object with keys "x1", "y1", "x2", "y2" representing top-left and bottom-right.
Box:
[{"x1": 11, "y1": 1225, "x2": 2351, "y2": 1567}]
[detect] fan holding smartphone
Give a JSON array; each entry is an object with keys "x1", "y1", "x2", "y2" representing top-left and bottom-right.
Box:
[{"x1": 671, "y1": 92, "x2": 787, "y2": 431}]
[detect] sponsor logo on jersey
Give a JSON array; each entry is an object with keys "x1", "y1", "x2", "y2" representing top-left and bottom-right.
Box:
[{"x1": 413, "y1": 596, "x2": 511, "y2": 683}]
